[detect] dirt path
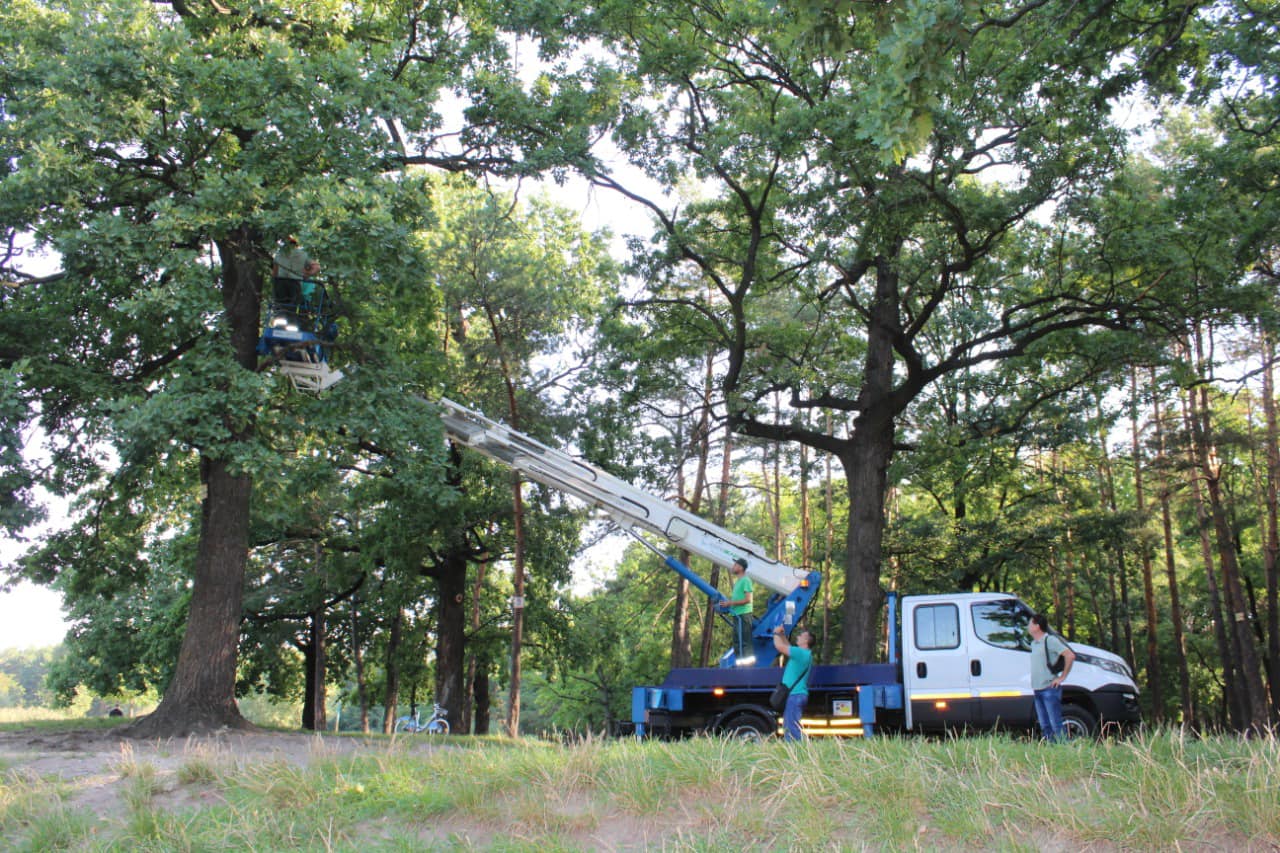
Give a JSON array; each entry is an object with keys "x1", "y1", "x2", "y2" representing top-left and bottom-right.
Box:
[{"x1": 0, "y1": 727, "x2": 438, "y2": 825}]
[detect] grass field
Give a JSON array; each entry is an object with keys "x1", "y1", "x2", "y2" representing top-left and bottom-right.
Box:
[{"x1": 1, "y1": 717, "x2": 1277, "y2": 851}]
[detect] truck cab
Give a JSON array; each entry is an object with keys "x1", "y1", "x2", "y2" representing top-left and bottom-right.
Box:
[{"x1": 901, "y1": 593, "x2": 1141, "y2": 736}]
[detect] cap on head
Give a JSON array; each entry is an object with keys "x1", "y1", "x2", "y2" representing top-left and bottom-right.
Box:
[{"x1": 733, "y1": 557, "x2": 748, "y2": 571}]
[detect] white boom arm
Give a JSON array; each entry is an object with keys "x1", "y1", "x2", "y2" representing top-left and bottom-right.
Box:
[{"x1": 438, "y1": 398, "x2": 806, "y2": 596}]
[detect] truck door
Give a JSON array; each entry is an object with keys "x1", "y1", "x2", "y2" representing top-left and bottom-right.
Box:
[
  {"x1": 968, "y1": 599, "x2": 1035, "y2": 729},
  {"x1": 903, "y1": 600, "x2": 974, "y2": 729}
]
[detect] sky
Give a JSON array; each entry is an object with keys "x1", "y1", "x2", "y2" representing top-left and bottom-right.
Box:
[
  {"x1": 1, "y1": 486, "x2": 73, "y2": 651},
  {"x1": 0, "y1": 581, "x2": 68, "y2": 651}
]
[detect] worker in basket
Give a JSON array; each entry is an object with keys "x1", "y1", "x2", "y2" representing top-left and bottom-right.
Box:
[{"x1": 271, "y1": 237, "x2": 324, "y2": 327}]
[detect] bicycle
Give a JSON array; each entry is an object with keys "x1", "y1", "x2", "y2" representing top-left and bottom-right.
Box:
[{"x1": 394, "y1": 703, "x2": 450, "y2": 734}]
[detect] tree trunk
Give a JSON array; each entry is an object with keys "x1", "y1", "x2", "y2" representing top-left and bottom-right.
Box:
[
  {"x1": 1095, "y1": 400, "x2": 1135, "y2": 662},
  {"x1": 1151, "y1": 376, "x2": 1192, "y2": 721},
  {"x1": 474, "y1": 656, "x2": 492, "y2": 735},
  {"x1": 821, "y1": 412, "x2": 835, "y2": 664},
  {"x1": 464, "y1": 556, "x2": 489, "y2": 734},
  {"x1": 769, "y1": 393, "x2": 783, "y2": 559},
  {"x1": 674, "y1": 385, "x2": 713, "y2": 668},
  {"x1": 840, "y1": 424, "x2": 892, "y2": 662},
  {"x1": 1186, "y1": 332, "x2": 1270, "y2": 732},
  {"x1": 382, "y1": 609, "x2": 403, "y2": 734},
  {"x1": 435, "y1": 541, "x2": 469, "y2": 733},
  {"x1": 698, "y1": 421, "x2": 734, "y2": 667},
  {"x1": 1128, "y1": 370, "x2": 1162, "y2": 721},
  {"x1": 506, "y1": 468, "x2": 526, "y2": 737},
  {"x1": 1261, "y1": 331, "x2": 1280, "y2": 717},
  {"x1": 352, "y1": 595, "x2": 369, "y2": 733},
  {"x1": 800, "y1": 434, "x2": 812, "y2": 601},
  {"x1": 670, "y1": 405, "x2": 692, "y2": 669},
  {"x1": 302, "y1": 605, "x2": 327, "y2": 731},
  {"x1": 125, "y1": 230, "x2": 260, "y2": 738},
  {"x1": 1182, "y1": 378, "x2": 1245, "y2": 730}
]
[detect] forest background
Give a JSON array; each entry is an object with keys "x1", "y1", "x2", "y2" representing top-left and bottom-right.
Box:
[{"x1": 1, "y1": 0, "x2": 1279, "y2": 738}]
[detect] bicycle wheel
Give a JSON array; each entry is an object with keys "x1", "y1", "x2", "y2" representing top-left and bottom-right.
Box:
[
  {"x1": 394, "y1": 717, "x2": 415, "y2": 734},
  {"x1": 427, "y1": 719, "x2": 450, "y2": 735}
]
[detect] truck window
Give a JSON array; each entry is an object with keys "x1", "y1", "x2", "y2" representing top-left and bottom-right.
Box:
[
  {"x1": 972, "y1": 600, "x2": 1031, "y2": 651},
  {"x1": 914, "y1": 603, "x2": 960, "y2": 650}
]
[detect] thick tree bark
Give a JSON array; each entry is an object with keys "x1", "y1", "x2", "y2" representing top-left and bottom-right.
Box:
[
  {"x1": 301, "y1": 605, "x2": 327, "y2": 731},
  {"x1": 434, "y1": 541, "x2": 469, "y2": 733},
  {"x1": 124, "y1": 229, "x2": 260, "y2": 738},
  {"x1": 840, "y1": 425, "x2": 892, "y2": 662},
  {"x1": 836, "y1": 261, "x2": 905, "y2": 661}
]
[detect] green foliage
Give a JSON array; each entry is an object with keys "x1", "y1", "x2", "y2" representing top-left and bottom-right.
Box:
[
  {"x1": 526, "y1": 547, "x2": 674, "y2": 733},
  {"x1": 1, "y1": 0, "x2": 1278, "y2": 737},
  {"x1": 0, "y1": 648, "x2": 61, "y2": 707}
]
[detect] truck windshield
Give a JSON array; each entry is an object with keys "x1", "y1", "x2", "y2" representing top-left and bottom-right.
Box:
[{"x1": 972, "y1": 599, "x2": 1032, "y2": 651}]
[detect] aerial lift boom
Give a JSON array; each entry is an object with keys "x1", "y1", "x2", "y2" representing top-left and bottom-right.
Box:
[{"x1": 438, "y1": 398, "x2": 821, "y2": 667}]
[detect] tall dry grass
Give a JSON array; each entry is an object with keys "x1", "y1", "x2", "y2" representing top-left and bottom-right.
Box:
[{"x1": 1, "y1": 727, "x2": 1277, "y2": 850}]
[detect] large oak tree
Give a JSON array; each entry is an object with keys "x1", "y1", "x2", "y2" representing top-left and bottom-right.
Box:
[
  {"x1": 0, "y1": 0, "x2": 606, "y2": 735},
  {"x1": 562, "y1": 0, "x2": 1217, "y2": 660}
]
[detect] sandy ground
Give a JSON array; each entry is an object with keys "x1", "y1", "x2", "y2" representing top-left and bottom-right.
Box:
[
  {"x1": 0, "y1": 728, "x2": 665, "y2": 849},
  {"x1": 0, "y1": 728, "x2": 413, "y2": 823}
]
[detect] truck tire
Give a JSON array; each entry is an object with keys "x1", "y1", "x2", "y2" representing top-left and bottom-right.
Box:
[
  {"x1": 1061, "y1": 704, "x2": 1098, "y2": 739},
  {"x1": 719, "y1": 713, "x2": 775, "y2": 740}
]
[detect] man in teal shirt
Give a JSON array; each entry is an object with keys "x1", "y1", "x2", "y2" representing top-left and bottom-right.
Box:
[
  {"x1": 773, "y1": 625, "x2": 814, "y2": 742},
  {"x1": 719, "y1": 557, "x2": 755, "y2": 664}
]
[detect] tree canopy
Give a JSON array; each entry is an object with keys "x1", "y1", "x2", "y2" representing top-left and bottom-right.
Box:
[{"x1": 2, "y1": 0, "x2": 1280, "y2": 735}]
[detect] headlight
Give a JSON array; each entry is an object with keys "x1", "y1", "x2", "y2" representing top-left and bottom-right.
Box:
[{"x1": 1075, "y1": 652, "x2": 1132, "y2": 679}]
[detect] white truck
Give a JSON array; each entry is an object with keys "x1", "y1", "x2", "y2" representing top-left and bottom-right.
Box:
[
  {"x1": 438, "y1": 398, "x2": 1141, "y2": 738},
  {"x1": 635, "y1": 591, "x2": 1141, "y2": 739}
]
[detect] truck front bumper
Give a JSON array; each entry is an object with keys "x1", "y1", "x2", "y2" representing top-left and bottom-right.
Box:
[{"x1": 1092, "y1": 684, "x2": 1143, "y2": 728}]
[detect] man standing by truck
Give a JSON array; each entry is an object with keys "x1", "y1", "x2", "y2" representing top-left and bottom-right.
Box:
[
  {"x1": 1028, "y1": 613, "x2": 1075, "y2": 742},
  {"x1": 719, "y1": 557, "x2": 755, "y2": 664},
  {"x1": 773, "y1": 625, "x2": 814, "y2": 742}
]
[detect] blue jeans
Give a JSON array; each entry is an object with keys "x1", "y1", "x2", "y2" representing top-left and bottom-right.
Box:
[
  {"x1": 732, "y1": 615, "x2": 754, "y2": 663},
  {"x1": 1033, "y1": 686, "x2": 1064, "y2": 742},
  {"x1": 784, "y1": 692, "x2": 807, "y2": 742}
]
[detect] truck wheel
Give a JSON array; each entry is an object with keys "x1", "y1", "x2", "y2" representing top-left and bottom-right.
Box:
[
  {"x1": 720, "y1": 713, "x2": 774, "y2": 740},
  {"x1": 1061, "y1": 704, "x2": 1098, "y2": 740}
]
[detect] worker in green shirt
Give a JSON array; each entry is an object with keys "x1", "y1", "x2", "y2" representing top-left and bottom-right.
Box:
[{"x1": 718, "y1": 557, "x2": 755, "y2": 665}]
